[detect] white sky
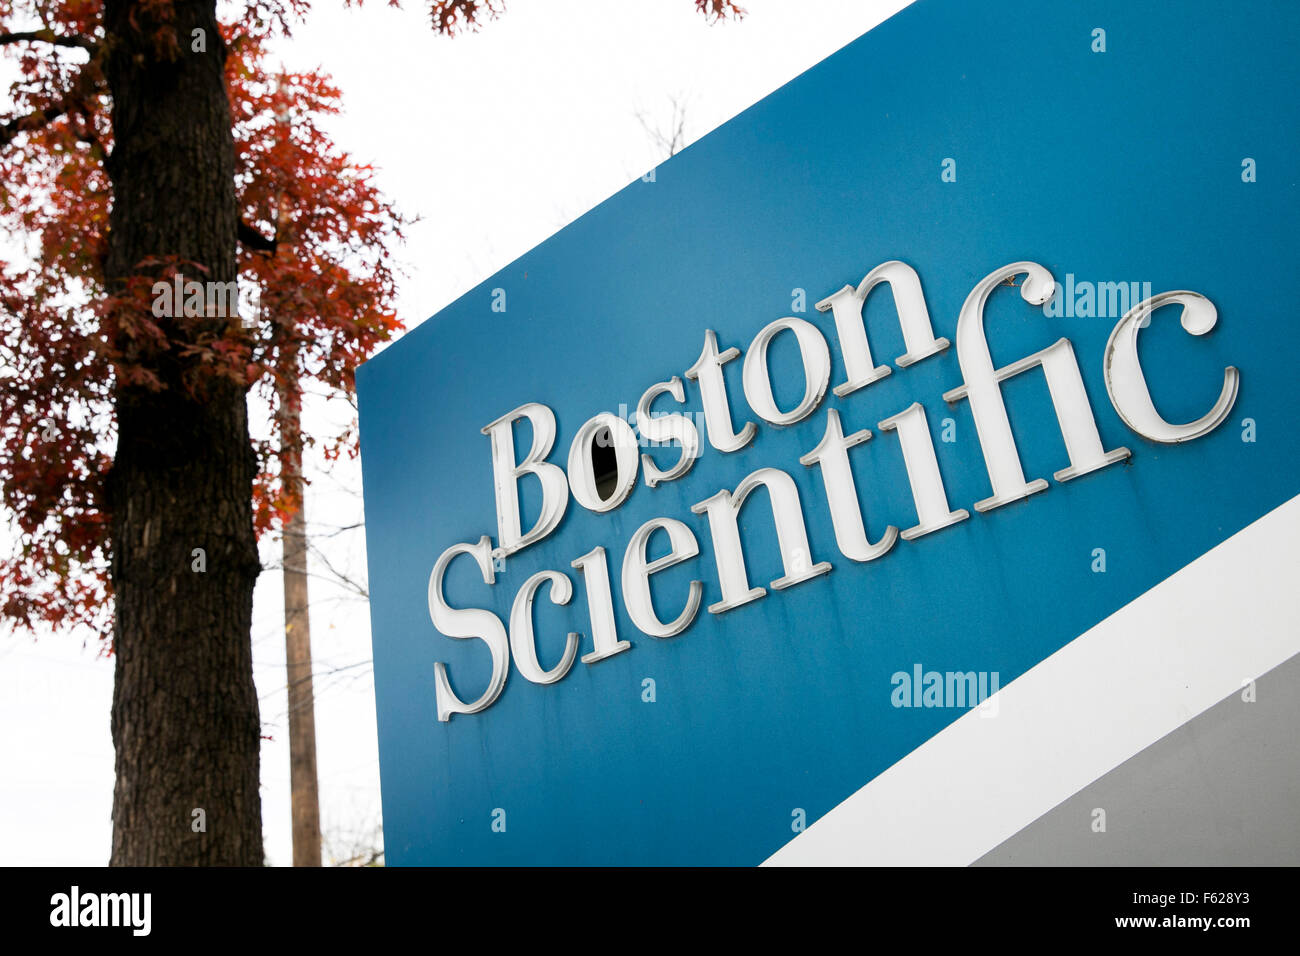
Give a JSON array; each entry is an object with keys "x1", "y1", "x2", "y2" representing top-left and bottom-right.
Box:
[{"x1": 0, "y1": 0, "x2": 911, "y2": 866}]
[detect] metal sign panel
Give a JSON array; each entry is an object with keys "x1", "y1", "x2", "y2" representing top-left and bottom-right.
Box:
[{"x1": 358, "y1": 0, "x2": 1300, "y2": 865}]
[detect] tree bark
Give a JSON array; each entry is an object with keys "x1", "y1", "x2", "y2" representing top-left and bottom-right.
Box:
[{"x1": 103, "y1": 0, "x2": 263, "y2": 866}]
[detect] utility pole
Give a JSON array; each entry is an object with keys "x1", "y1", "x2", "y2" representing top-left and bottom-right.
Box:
[{"x1": 275, "y1": 73, "x2": 322, "y2": 867}]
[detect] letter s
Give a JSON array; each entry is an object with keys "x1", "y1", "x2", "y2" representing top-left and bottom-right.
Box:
[{"x1": 429, "y1": 536, "x2": 509, "y2": 721}]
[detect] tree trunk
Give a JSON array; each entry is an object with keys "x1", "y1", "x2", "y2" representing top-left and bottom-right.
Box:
[
  {"x1": 279, "y1": 375, "x2": 323, "y2": 866},
  {"x1": 103, "y1": 0, "x2": 264, "y2": 866}
]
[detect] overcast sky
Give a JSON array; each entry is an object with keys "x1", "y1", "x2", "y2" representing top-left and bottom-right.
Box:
[{"x1": 0, "y1": 0, "x2": 911, "y2": 866}]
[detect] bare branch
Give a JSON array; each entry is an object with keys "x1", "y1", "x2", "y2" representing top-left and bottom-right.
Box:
[
  {"x1": 304, "y1": 537, "x2": 369, "y2": 598},
  {"x1": 307, "y1": 521, "x2": 365, "y2": 540},
  {"x1": 261, "y1": 560, "x2": 369, "y2": 599},
  {"x1": 636, "y1": 94, "x2": 691, "y2": 159}
]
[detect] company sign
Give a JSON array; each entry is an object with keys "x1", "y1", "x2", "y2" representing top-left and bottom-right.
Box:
[{"x1": 359, "y1": 0, "x2": 1300, "y2": 864}]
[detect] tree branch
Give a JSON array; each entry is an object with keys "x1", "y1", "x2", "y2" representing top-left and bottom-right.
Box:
[
  {"x1": 238, "y1": 219, "x2": 278, "y2": 253},
  {"x1": 0, "y1": 61, "x2": 103, "y2": 150},
  {"x1": 0, "y1": 30, "x2": 98, "y2": 52},
  {"x1": 0, "y1": 102, "x2": 69, "y2": 148}
]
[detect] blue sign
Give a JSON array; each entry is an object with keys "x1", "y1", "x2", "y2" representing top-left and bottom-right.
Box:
[{"x1": 359, "y1": 0, "x2": 1300, "y2": 865}]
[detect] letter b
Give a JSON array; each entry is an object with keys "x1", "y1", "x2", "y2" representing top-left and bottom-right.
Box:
[{"x1": 481, "y1": 402, "x2": 569, "y2": 557}]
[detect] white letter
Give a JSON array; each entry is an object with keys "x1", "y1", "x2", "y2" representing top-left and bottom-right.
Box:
[
  {"x1": 621, "y1": 518, "x2": 703, "y2": 638},
  {"x1": 684, "y1": 329, "x2": 757, "y2": 453},
  {"x1": 691, "y1": 467, "x2": 831, "y2": 613},
  {"x1": 481, "y1": 402, "x2": 569, "y2": 556},
  {"x1": 816, "y1": 260, "x2": 949, "y2": 397},
  {"x1": 742, "y1": 316, "x2": 831, "y2": 426},
  {"x1": 567, "y1": 412, "x2": 639, "y2": 512},
  {"x1": 799, "y1": 409, "x2": 898, "y2": 561},
  {"x1": 572, "y1": 546, "x2": 631, "y2": 663},
  {"x1": 636, "y1": 377, "x2": 701, "y2": 487},
  {"x1": 1103, "y1": 291, "x2": 1239, "y2": 443},
  {"x1": 133, "y1": 894, "x2": 151, "y2": 937},
  {"x1": 50, "y1": 893, "x2": 70, "y2": 928},
  {"x1": 942, "y1": 262, "x2": 1129, "y2": 512},
  {"x1": 429, "y1": 536, "x2": 509, "y2": 721},
  {"x1": 876, "y1": 403, "x2": 970, "y2": 540},
  {"x1": 509, "y1": 570, "x2": 580, "y2": 684}
]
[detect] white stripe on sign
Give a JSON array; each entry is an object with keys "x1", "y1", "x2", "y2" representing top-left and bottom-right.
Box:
[{"x1": 764, "y1": 492, "x2": 1300, "y2": 866}]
